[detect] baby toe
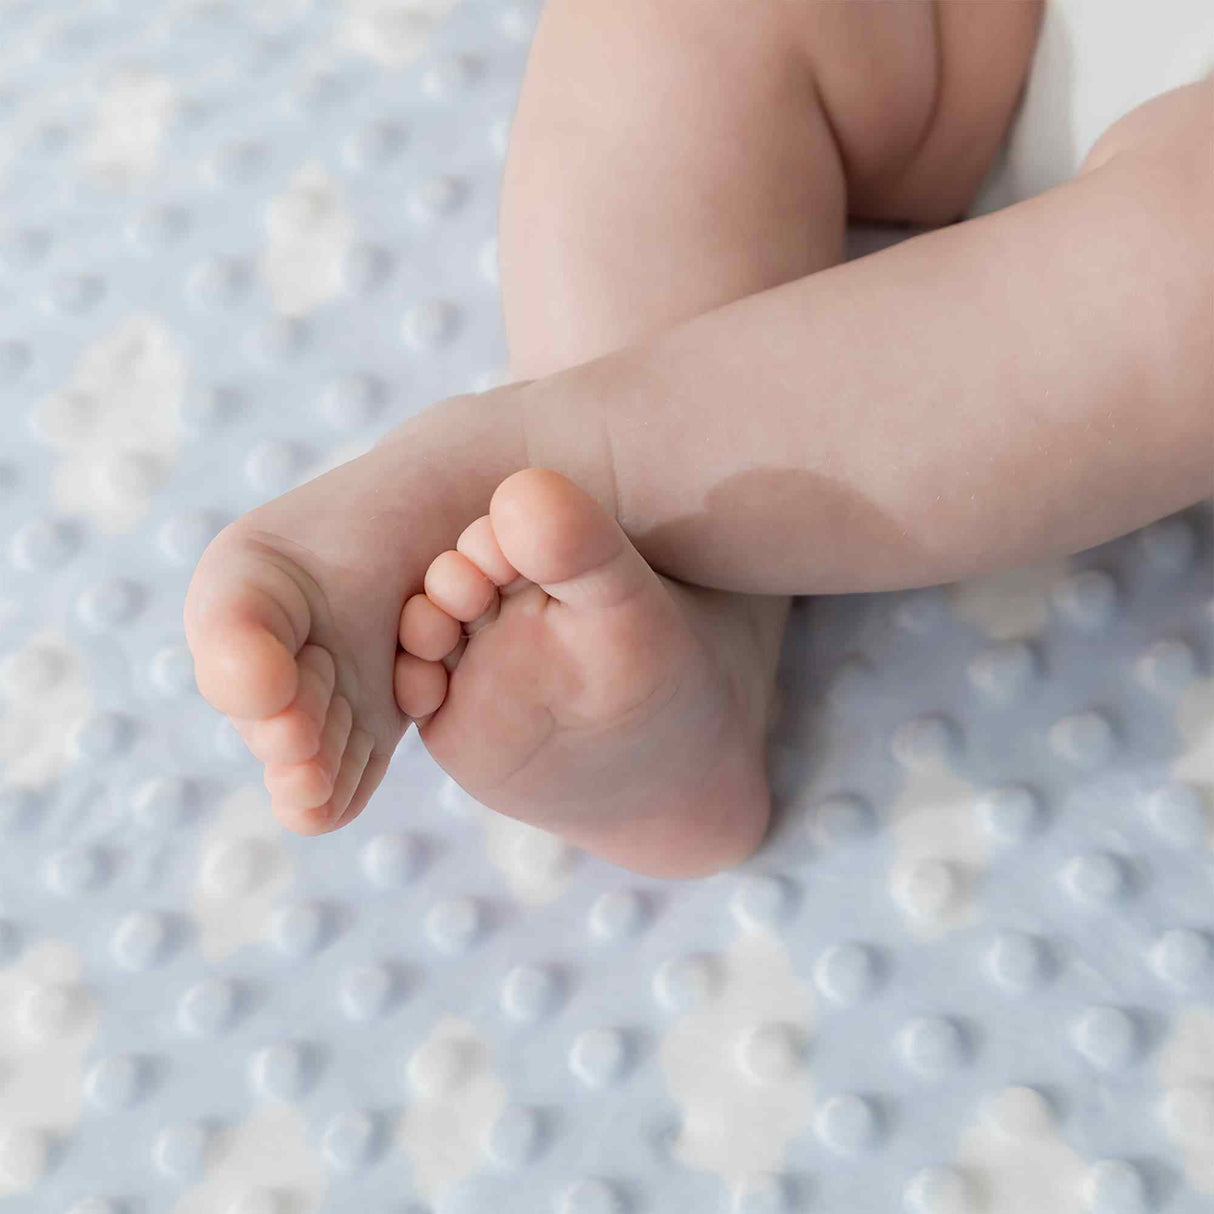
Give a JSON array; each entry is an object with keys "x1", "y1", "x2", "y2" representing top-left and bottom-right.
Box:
[
  {"x1": 265, "y1": 693, "x2": 352, "y2": 811},
  {"x1": 394, "y1": 650, "x2": 448, "y2": 719},
  {"x1": 423, "y1": 549, "x2": 497, "y2": 623},
  {"x1": 185, "y1": 542, "x2": 311, "y2": 720},
  {"x1": 242, "y1": 644, "x2": 335, "y2": 764},
  {"x1": 400, "y1": 593, "x2": 462, "y2": 661},
  {"x1": 456, "y1": 514, "x2": 520, "y2": 587},
  {"x1": 275, "y1": 727, "x2": 374, "y2": 836},
  {"x1": 490, "y1": 468, "x2": 656, "y2": 609}
]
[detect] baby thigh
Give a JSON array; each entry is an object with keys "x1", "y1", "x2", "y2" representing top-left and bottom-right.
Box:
[{"x1": 498, "y1": 0, "x2": 855, "y2": 377}]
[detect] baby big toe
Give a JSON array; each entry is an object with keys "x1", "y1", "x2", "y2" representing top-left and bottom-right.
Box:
[
  {"x1": 185, "y1": 543, "x2": 312, "y2": 720},
  {"x1": 490, "y1": 468, "x2": 655, "y2": 609}
]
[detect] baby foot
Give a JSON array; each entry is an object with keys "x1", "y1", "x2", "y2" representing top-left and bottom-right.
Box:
[
  {"x1": 396, "y1": 468, "x2": 779, "y2": 877},
  {"x1": 184, "y1": 393, "x2": 523, "y2": 834}
]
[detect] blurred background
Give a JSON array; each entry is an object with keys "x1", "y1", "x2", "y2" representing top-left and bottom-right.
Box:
[{"x1": 0, "y1": 2, "x2": 1211, "y2": 1213}]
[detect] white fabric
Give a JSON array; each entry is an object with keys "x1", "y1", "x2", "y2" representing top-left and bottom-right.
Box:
[{"x1": 972, "y1": 0, "x2": 1214, "y2": 214}]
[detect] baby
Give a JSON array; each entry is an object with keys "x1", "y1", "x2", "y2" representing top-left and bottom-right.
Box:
[{"x1": 184, "y1": 1, "x2": 1213, "y2": 878}]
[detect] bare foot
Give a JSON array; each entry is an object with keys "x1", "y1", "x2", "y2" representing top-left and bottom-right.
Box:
[
  {"x1": 183, "y1": 393, "x2": 525, "y2": 834},
  {"x1": 396, "y1": 468, "x2": 781, "y2": 878}
]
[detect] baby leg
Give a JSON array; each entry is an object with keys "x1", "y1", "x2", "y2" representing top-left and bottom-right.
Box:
[{"x1": 394, "y1": 0, "x2": 943, "y2": 872}]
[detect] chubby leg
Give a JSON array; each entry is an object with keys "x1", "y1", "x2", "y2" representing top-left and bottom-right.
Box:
[
  {"x1": 498, "y1": 0, "x2": 848, "y2": 373},
  {"x1": 519, "y1": 56, "x2": 1214, "y2": 599}
]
